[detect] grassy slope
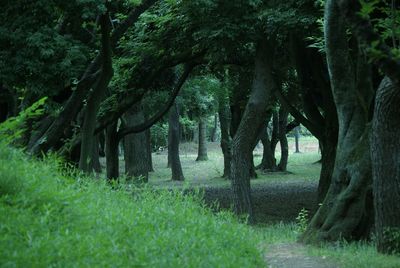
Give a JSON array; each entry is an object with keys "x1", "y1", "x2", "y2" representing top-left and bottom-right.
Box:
[{"x1": 0, "y1": 145, "x2": 263, "y2": 267}]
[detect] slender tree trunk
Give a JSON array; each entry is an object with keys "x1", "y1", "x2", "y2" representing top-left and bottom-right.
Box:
[
  {"x1": 230, "y1": 38, "x2": 275, "y2": 223},
  {"x1": 258, "y1": 123, "x2": 277, "y2": 171},
  {"x1": 278, "y1": 108, "x2": 289, "y2": 171},
  {"x1": 210, "y1": 113, "x2": 218, "y2": 142},
  {"x1": 196, "y1": 117, "x2": 208, "y2": 161},
  {"x1": 270, "y1": 110, "x2": 279, "y2": 154},
  {"x1": 218, "y1": 94, "x2": 232, "y2": 178},
  {"x1": 123, "y1": 104, "x2": 148, "y2": 182},
  {"x1": 294, "y1": 126, "x2": 301, "y2": 153},
  {"x1": 146, "y1": 128, "x2": 154, "y2": 172},
  {"x1": 89, "y1": 134, "x2": 102, "y2": 174},
  {"x1": 371, "y1": 77, "x2": 400, "y2": 254},
  {"x1": 99, "y1": 131, "x2": 105, "y2": 157},
  {"x1": 106, "y1": 121, "x2": 119, "y2": 181},
  {"x1": 301, "y1": 0, "x2": 374, "y2": 243},
  {"x1": 169, "y1": 102, "x2": 185, "y2": 181},
  {"x1": 79, "y1": 15, "x2": 113, "y2": 173}
]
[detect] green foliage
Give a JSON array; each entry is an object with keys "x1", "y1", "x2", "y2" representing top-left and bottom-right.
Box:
[
  {"x1": 295, "y1": 208, "x2": 309, "y2": 234},
  {"x1": 0, "y1": 97, "x2": 47, "y2": 145},
  {"x1": 0, "y1": 145, "x2": 264, "y2": 267},
  {"x1": 382, "y1": 227, "x2": 400, "y2": 255}
]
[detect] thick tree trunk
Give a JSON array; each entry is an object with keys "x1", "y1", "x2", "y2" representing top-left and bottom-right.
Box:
[
  {"x1": 168, "y1": 102, "x2": 185, "y2": 181},
  {"x1": 79, "y1": 15, "x2": 113, "y2": 172},
  {"x1": 123, "y1": 104, "x2": 148, "y2": 182},
  {"x1": 294, "y1": 126, "x2": 300, "y2": 153},
  {"x1": 218, "y1": 94, "x2": 232, "y2": 178},
  {"x1": 210, "y1": 113, "x2": 218, "y2": 142},
  {"x1": 301, "y1": 0, "x2": 374, "y2": 243},
  {"x1": 371, "y1": 77, "x2": 400, "y2": 254},
  {"x1": 230, "y1": 38, "x2": 275, "y2": 223},
  {"x1": 278, "y1": 108, "x2": 289, "y2": 171},
  {"x1": 106, "y1": 121, "x2": 119, "y2": 181},
  {"x1": 196, "y1": 117, "x2": 208, "y2": 161}
]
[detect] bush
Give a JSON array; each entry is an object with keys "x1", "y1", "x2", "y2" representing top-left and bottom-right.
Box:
[{"x1": 0, "y1": 145, "x2": 263, "y2": 267}]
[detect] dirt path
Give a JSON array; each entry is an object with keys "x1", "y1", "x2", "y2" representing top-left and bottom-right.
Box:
[{"x1": 265, "y1": 243, "x2": 339, "y2": 268}]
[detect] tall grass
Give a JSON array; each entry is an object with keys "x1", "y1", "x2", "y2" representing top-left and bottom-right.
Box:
[{"x1": 0, "y1": 145, "x2": 263, "y2": 267}]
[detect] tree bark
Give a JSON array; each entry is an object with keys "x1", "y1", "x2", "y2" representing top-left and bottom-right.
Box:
[
  {"x1": 196, "y1": 117, "x2": 208, "y2": 161},
  {"x1": 258, "y1": 123, "x2": 277, "y2": 171},
  {"x1": 301, "y1": 0, "x2": 374, "y2": 243},
  {"x1": 89, "y1": 134, "x2": 102, "y2": 174},
  {"x1": 278, "y1": 107, "x2": 289, "y2": 171},
  {"x1": 371, "y1": 77, "x2": 400, "y2": 254},
  {"x1": 123, "y1": 104, "x2": 148, "y2": 182},
  {"x1": 106, "y1": 121, "x2": 119, "y2": 181},
  {"x1": 79, "y1": 14, "x2": 113, "y2": 173},
  {"x1": 230, "y1": 38, "x2": 275, "y2": 223},
  {"x1": 168, "y1": 102, "x2": 185, "y2": 181}
]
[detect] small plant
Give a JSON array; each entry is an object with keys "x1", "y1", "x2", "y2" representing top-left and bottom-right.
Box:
[
  {"x1": 296, "y1": 208, "x2": 309, "y2": 233},
  {"x1": 382, "y1": 227, "x2": 400, "y2": 254}
]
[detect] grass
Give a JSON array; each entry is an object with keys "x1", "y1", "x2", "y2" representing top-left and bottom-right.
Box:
[
  {"x1": 146, "y1": 137, "x2": 322, "y2": 188},
  {"x1": 0, "y1": 144, "x2": 264, "y2": 267}
]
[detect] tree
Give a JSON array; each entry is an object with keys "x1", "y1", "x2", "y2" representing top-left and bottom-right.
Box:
[
  {"x1": 230, "y1": 37, "x2": 276, "y2": 223},
  {"x1": 168, "y1": 101, "x2": 185, "y2": 181}
]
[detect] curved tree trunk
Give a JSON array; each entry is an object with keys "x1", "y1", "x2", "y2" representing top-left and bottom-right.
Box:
[
  {"x1": 196, "y1": 117, "x2": 208, "y2": 161},
  {"x1": 78, "y1": 14, "x2": 113, "y2": 173},
  {"x1": 278, "y1": 107, "x2": 289, "y2": 171},
  {"x1": 106, "y1": 121, "x2": 119, "y2": 181},
  {"x1": 230, "y1": 38, "x2": 275, "y2": 223},
  {"x1": 169, "y1": 102, "x2": 185, "y2": 181},
  {"x1": 218, "y1": 93, "x2": 232, "y2": 178},
  {"x1": 371, "y1": 77, "x2": 400, "y2": 254},
  {"x1": 301, "y1": 0, "x2": 374, "y2": 243},
  {"x1": 123, "y1": 104, "x2": 148, "y2": 182},
  {"x1": 258, "y1": 123, "x2": 277, "y2": 171}
]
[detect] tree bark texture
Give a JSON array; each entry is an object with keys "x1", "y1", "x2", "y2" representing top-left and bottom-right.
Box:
[
  {"x1": 146, "y1": 128, "x2": 154, "y2": 172},
  {"x1": 230, "y1": 38, "x2": 275, "y2": 223},
  {"x1": 371, "y1": 77, "x2": 400, "y2": 254},
  {"x1": 106, "y1": 121, "x2": 119, "y2": 181},
  {"x1": 196, "y1": 117, "x2": 208, "y2": 161},
  {"x1": 301, "y1": 0, "x2": 374, "y2": 243},
  {"x1": 89, "y1": 134, "x2": 102, "y2": 174},
  {"x1": 258, "y1": 123, "x2": 277, "y2": 171},
  {"x1": 168, "y1": 102, "x2": 185, "y2": 181},
  {"x1": 79, "y1": 14, "x2": 113, "y2": 173},
  {"x1": 123, "y1": 104, "x2": 149, "y2": 182}
]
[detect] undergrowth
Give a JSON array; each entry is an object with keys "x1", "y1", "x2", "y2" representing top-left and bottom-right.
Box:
[{"x1": 0, "y1": 144, "x2": 263, "y2": 267}]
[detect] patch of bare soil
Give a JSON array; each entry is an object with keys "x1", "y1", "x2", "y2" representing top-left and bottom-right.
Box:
[{"x1": 265, "y1": 243, "x2": 339, "y2": 268}]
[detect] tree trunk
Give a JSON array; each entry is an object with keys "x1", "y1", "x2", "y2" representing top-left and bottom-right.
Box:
[
  {"x1": 123, "y1": 104, "x2": 148, "y2": 182},
  {"x1": 196, "y1": 117, "x2": 208, "y2": 161},
  {"x1": 218, "y1": 93, "x2": 232, "y2": 178},
  {"x1": 210, "y1": 113, "x2": 218, "y2": 142},
  {"x1": 106, "y1": 121, "x2": 119, "y2": 181},
  {"x1": 146, "y1": 128, "x2": 154, "y2": 172},
  {"x1": 79, "y1": 14, "x2": 113, "y2": 173},
  {"x1": 169, "y1": 102, "x2": 185, "y2": 181},
  {"x1": 258, "y1": 123, "x2": 277, "y2": 171},
  {"x1": 301, "y1": 0, "x2": 374, "y2": 243},
  {"x1": 89, "y1": 134, "x2": 102, "y2": 174},
  {"x1": 371, "y1": 77, "x2": 400, "y2": 254},
  {"x1": 294, "y1": 126, "x2": 300, "y2": 153},
  {"x1": 230, "y1": 38, "x2": 275, "y2": 223},
  {"x1": 278, "y1": 107, "x2": 289, "y2": 171}
]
